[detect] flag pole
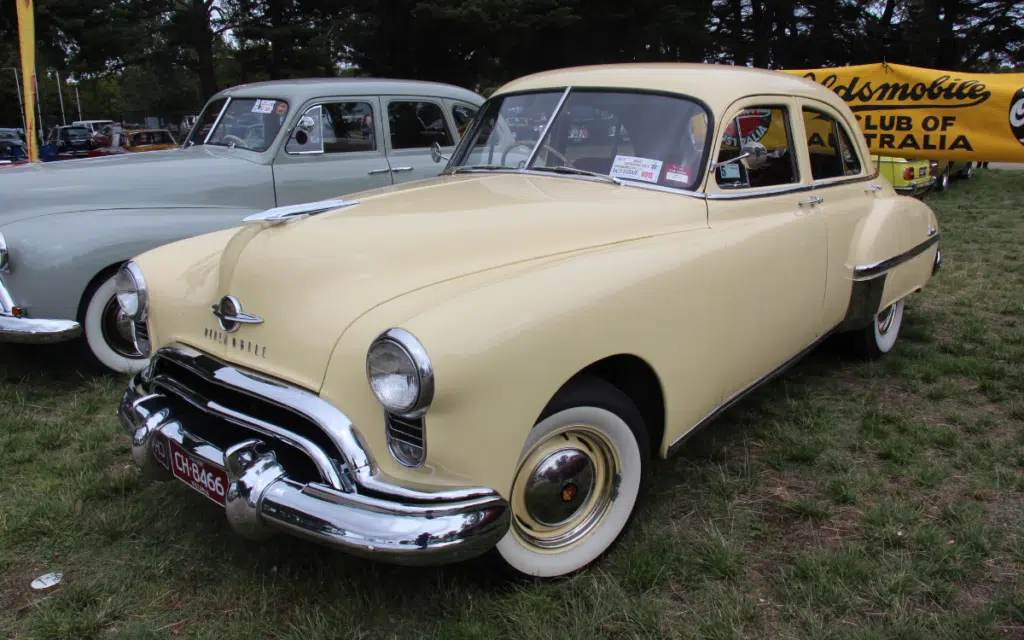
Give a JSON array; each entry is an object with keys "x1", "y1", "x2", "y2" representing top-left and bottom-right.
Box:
[{"x1": 16, "y1": 0, "x2": 39, "y2": 162}]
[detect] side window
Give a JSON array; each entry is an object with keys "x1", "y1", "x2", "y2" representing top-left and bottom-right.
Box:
[
  {"x1": 388, "y1": 101, "x2": 454, "y2": 149},
  {"x1": 452, "y1": 104, "x2": 478, "y2": 138},
  {"x1": 802, "y1": 108, "x2": 862, "y2": 179},
  {"x1": 715, "y1": 106, "x2": 797, "y2": 189},
  {"x1": 322, "y1": 102, "x2": 376, "y2": 153}
]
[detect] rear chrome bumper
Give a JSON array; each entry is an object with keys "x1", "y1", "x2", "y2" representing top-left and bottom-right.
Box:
[
  {"x1": 933, "y1": 248, "x2": 943, "y2": 275},
  {"x1": 119, "y1": 346, "x2": 509, "y2": 565},
  {"x1": 0, "y1": 276, "x2": 81, "y2": 343},
  {"x1": 894, "y1": 177, "x2": 936, "y2": 196}
]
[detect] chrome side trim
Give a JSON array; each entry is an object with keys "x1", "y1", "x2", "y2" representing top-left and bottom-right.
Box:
[
  {"x1": 853, "y1": 234, "x2": 940, "y2": 280},
  {"x1": 667, "y1": 328, "x2": 836, "y2": 457},
  {"x1": 705, "y1": 172, "x2": 879, "y2": 201},
  {"x1": 525, "y1": 87, "x2": 571, "y2": 167}
]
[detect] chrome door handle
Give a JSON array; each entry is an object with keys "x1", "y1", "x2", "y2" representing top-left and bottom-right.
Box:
[
  {"x1": 864, "y1": 184, "x2": 882, "y2": 192},
  {"x1": 798, "y1": 196, "x2": 823, "y2": 206},
  {"x1": 390, "y1": 166, "x2": 414, "y2": 173},
  {"x1": 367, "y1": 168, "x2": 391, "y2": 175}
]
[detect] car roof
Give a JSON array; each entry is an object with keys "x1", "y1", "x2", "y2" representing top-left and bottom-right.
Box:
[
  {"x1": 212, "y1": 78, "x2": 484, "y2": 107},
  {"x1": 495, "y1": 63, "x2": 850, "y2": 116}
]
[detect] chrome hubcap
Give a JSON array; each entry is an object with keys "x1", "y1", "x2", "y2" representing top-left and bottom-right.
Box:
[
  {"x1": 876, "y1": 304, "x2": 897, "y2": 336},
  {"x1": 511, "y1": 426, "x2": 619, "y2": 551},
  {"x1": 100, "y1": 296, "x2": 143, "y2": 359}
]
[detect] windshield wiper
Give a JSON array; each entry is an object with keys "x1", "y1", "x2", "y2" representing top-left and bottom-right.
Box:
[
  {"x1": 530, "y1": 165, "x2": 621, "y2": 185},
  {"x1": 450, "y1": 164, "x2": 511, "y2": 174}
]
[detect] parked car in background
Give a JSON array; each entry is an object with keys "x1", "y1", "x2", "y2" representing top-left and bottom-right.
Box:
[
  {"x1": 116, "y1": 64, "x2": 941, "y2": 577},
  {"x1": 88, "y1": 128, "x2": 179, "y2": 157},
  {"x1": 871, "y1": 155, "x2": 935, "y2": 196},
  {"x1": 91, "y1": 122, "x2": 125, "y2": 149},
  {"x1": 42, "y1": 125, "x2": 94, "y2": 158},
  {"x1": 0, "y1": 78, "x2": 482, "y2": 373},
  {"x1": 0, "y1": 130, "x2": 27, "y2": 166},
  {"x1": 929, "y1": 160, "x2": 973, "y2": 191},
  {"x1": 73, "y1": 119, "x2": 116, "y2": 137}
]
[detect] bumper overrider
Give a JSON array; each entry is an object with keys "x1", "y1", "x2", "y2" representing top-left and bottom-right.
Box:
[
  {"x1": 0, "y1": 275, "x2": 81, "y2": 343},
  {"x1": 119, "y1": 345, "x2": 510, "y2": 565}
]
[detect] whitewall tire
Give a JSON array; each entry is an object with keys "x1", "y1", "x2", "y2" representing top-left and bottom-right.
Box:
[
  {"x1": 81, "y1": 272, "x2": 150, "y2": 374},
  {"x1": 496, "y1": 379, "x2": 648, "y2": 577},
  {"x1": 849, "y1": 297, "x2": 905, "y2": 359}
]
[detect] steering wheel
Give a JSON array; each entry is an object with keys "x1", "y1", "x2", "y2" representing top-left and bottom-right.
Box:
[
  {"x1": 501, "y1": 142, "x2": 573, "y2": 168},
  {"x1": 221, "y1": 134, "x2": 249, "y2": 149}
]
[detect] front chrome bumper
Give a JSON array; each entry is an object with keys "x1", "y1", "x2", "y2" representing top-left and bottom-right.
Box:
[
  {"x1": 119, "y1": 346, "x2": 509, "y2": 565},
  {"x1": 0, "y1": 276, "x2": 81, "y2": 343}
]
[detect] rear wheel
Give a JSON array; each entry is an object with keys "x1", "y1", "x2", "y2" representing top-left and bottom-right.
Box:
[
  {"x1": 848, "y1": 297, "x2": 905, "y2": 359},
  {"x1": 937, "y1": 168, "x2": 950, "y2": 191},
  {"x1": 495, "y1": 376, "x2": 648, "y2": 577},
  {"x1": 80, "y1": 270, "x2": 150, "y2": 374}
]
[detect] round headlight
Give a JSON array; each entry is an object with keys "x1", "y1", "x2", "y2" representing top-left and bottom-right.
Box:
[
  {"x1": 366, "y1": 328, "x2": 433, "y2": 416},
  {"x1": 115, "y1": 261, "x2": 147, "y2": 320},
  {"x1": 0, "y1": 231, "x2": 9, "y2": 271}
]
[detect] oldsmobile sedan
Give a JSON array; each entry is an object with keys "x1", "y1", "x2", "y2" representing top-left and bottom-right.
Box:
[{"x1": 117, "y1": 64, "x2": 941, "y2": 577}]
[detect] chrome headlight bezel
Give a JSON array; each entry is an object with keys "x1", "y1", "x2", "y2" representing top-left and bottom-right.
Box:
[
  {"x1": 115, "y1": 261, "x2": 148, "y2": 321},
  {"x1": 0, "y1": 231, "x2": 9, "y2": 272},
  {"x1": 366, "y1": 328, "x2": 434, "y2": 418}
]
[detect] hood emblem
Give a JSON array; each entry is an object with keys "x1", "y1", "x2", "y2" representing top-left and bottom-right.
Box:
[{"x1": 211, "y1": 296, "x2": 263, "y2": 333}]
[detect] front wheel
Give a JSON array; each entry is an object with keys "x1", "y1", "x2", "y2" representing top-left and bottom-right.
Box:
[
  {"x1": 80, "y1": 271, "x2": 150, "y2": 374},
  {"x1": 495, "y1": 377, "x2": 648, "y2": 577}
]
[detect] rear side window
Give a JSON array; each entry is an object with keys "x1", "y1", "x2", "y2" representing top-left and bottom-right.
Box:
[
  {"x1": 388, "y1": 101, "x2": 454, "y2": 149},
  {"x1": 714, "y1": 106, "x2": 798, "y2": 189},
  {"x1": 802, "y1": 108, "x2": 862, "y2": 180}
]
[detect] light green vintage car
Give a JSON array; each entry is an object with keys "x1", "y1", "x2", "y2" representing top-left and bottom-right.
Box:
[{"x1": 0, "y1": 79, "x2": 481, "y2": 372}]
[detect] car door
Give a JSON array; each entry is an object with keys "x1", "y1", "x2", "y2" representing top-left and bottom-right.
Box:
[
  {"x1": 382, "y1": 96, "x2": 458, "y2": 184},
  {"x1": 706, "y1": 98, "x2": 828, "y2": 396},
  {"x1": 272, "y1": 96, "x2": 393, "y2": 206},
  {"x1": 796, "y1": 100, "x2": 879, "y2": 333}
]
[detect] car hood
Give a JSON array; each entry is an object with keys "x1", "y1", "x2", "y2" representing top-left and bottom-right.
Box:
[
  {"x1": 0, "y1": 146, "x2": 268, "y2": 227},
  {"x1": 143, "y1": 172, "x2": 708, "y2": 391}
]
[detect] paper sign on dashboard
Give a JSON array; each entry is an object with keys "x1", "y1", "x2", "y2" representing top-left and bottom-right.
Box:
[{"x1": 610, "y1": 155, "x2": 663, "y2": 184}]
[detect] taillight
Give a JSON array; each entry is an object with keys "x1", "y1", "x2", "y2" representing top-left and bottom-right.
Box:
[{"x1": 903, "y1": 167, "x2": 915, "y2": 180}]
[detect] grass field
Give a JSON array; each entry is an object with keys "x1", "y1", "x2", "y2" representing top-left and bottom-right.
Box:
[{"x1": 2, "y1": 170, "x2": 1022, "y2": 639}]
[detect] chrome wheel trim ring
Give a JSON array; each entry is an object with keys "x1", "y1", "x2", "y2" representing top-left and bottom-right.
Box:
[
  {"x1": 100, "y1": 295, "x2": 143, "y2": 359},
  {"x1": 509, "y1": 425, "x2": 620, "y2": 552},
  {"x1": 876, "y1": 303, "x2": 898, "y2": 336}
]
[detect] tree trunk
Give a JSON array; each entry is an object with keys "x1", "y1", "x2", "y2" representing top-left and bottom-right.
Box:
[{"x1": 192, "y1": 0, "x2": 218, "y2": 100}]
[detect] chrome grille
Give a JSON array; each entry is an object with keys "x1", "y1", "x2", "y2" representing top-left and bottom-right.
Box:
[
  {"x1": 146, "y1": 351, "x2": 351, "y2": 487},
  {"x1": 385, "y1": 413, "x2": 425, "y2": 467}
]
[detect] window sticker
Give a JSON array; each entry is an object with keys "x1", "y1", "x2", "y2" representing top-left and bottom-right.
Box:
[
  {"x1": 251, "y1": 99, "x2": 276, "y2": 114},
  {"x1": 609, "y1": 155, "x2": 663, "y2": 183},
  {"x1": 275, "y1": 102, "x2": 287, "y2": 116},
  {"x1": 664, "y1": 163, "x2": 691, "y2": 185},
  {"x1": 719, "y1": 163, "x2": 741, "y2": 180}
]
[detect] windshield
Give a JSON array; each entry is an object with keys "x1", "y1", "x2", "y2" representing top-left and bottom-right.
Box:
[
  {"x1": 184, "y1": 97, "x2": 289, "y2": 152},
  {"x1": 452, "y1": 89, "x2": 710, "y2": 190}
]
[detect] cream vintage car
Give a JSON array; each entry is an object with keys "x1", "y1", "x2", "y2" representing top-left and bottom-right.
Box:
[{"x1": 117, "y1": 64, "x2": 942, "y2": 577}]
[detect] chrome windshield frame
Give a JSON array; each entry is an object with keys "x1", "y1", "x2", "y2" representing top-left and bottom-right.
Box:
[
  {"x1": 524, "y1": 87, "x2": 571, "y2": 167},
  {"x1": 201, "y1": 97, "x2": 231, "y2": 145}
]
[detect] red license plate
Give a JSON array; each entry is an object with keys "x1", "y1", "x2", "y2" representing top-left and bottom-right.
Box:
[{"x1": 168, "y1": 440, "x2": 228, "y2": 506}]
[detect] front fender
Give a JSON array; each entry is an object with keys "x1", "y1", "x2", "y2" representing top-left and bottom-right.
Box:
[
  {"x1": 0, "y1": 207, "x2": 257, "y2": 319},
  {"x1": 320, "y1": 229, "x2": 730, "y2": 499}
]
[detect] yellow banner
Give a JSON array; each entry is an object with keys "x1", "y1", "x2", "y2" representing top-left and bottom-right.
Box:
[
  {"x1": 783, "y1": 63, "x2": 1024, "y2": 162},
  {"x1": 16, "y1": 0, "x2": 38, "y2": 163}
]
